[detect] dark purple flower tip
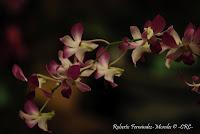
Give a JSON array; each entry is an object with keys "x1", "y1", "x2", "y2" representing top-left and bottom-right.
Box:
[
  {"x1": 67, "y1": 65, "x2": 80, "y2": 80},
  {"x1": 151, "y1": 15, "x2": 166, "y2": 33},
  {"x1": 181, "y1": 52, "x2": 195, "y2": 65},
  {"x1": 161, "y1": 32, "x2": 177, "y2": 48},
  {"x1": 46, "y1": 60, "x2": 59, "y2": 75},
  {"x1": 192, "y1": 75, "x2": 199, "y2": 81},
  {"x1": 61, "y1": 88, "x2": 72, "y2": 99},
  {"x1": 27, "y1": 75, "x2": 39, "y2": 89},
  {"x1": 12, "y1": 64, "x2": 27, "y2": 82}
]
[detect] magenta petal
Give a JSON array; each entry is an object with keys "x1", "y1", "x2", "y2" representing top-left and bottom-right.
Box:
[
  {"x1": 61, "y1": 86, "x2": 72, "y2": 98},
  {"x1": 12, "y1": 64, "x2": 27, "y2": 81},
  {"x1": 181, "y1": 51, "x2": 195, "y2": 65},
  {"x1": 161, "y1": 32, "x2": 177, "y2": 48},
  {"x1": 194, "y1": 27, "x2": 200, "y2": 43},
  {"x1": 152, "y1": 15, "x2": 166, "y2": 33},
  {"x1": 67, "y1": 65, "x2": 80, "y2": 80},
  {"x1": 96, "y1": 47, "x2": 110, "y2": 65},
  {"x1": 184, "y1": 23, "x2": 195, "y2": 42},
  {"x1": 27, "y1": 75, "x2": 39, "y2": 89},
  {"x1": 192, "y1": 75, "x2": 199, "y2": 81},
  {"x1": 46, "y1": 60, "x2": 59, "y2": 75},
  {"x1": 71, "y1": 22, "x2": 84, "y2": 42},
  {"x1": 24, "y1": 100, "x2": 39, "y2": 114},
  {"x1": 76, "y1": 81, "x2": 91, "y2": 92}
]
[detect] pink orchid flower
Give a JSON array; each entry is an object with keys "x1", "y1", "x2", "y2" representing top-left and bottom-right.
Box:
[
  {"x1": 185, "y1": 75, "x2": 200, "y2": 93},
  {"x1": 165, "y1": 23, "x2": 200, "y2": 68},
  {"x1": 60, "y1": 23, "x2": 98, "y2": 62},
  {"x1": 95, "y1": 47, "x2": 124, "y2": 87},
  {"x1": 19, "y1": 100, "x2": 55, "y2": 132},
  {"x1": 12, "y1": 64, "x2": 50, "y2": 98},
  {"x1": 61, "y1": 64, "x2": 91, "y2": 98}
]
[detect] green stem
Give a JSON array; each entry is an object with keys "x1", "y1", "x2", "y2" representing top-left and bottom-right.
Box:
[
  {"x1": 109, "y1": 51, "x2": 127, "y2": 66},
  {"x1": 39, "y1": 83, "x2": 61, "y2": 113},
  {"x1": 39, "y1": 99, "x2": 50, "y2": 113},
  {"x1": 95, "y1": 38, "x2": 142, "y2": 61}
]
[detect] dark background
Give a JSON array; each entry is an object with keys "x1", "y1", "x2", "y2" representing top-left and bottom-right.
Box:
[{"x1": 1, "y1": 0, "x2": 200, "y2": 134}]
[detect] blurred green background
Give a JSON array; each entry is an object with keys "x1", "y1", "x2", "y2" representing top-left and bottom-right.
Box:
[{"x1": 1, "y1": 0, "x2": 200, "y2": 134}]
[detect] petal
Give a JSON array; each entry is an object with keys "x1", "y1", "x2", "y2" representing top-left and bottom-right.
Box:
[
  {"x1": 96, "y1": 47, "x2": 110, "y2": 68},
  {"x1": 67, "y1": 65, "x2": 80, "y2": 80},
  {"x1": 46, "y1": 60, "x2": 59, "y2": 75},
  {"x1": 161, "y1": 32, "x2": 178, "y2": 48},
  {"x1": 63, "y1": 46, "x2": 77, "y2": 58},
  {"x1": 169, "y1": 27, "x2": 182, "y2": 45},
  {"x1": 19, "y1": 111, "x2": 36, "y2": 121},
  {"x1": 58, "y1": 50, "x2": 71, "y2": 69},
  {"x1": 12, "y1": 64, "x2": 27, "y2": 81},
  {"x1": 75, "y1": 48, "x2": 86, "y2": 62},
  {"x1": 27, "y1": 75, "x2": 39, "y2": 89},
  {"x1": 181, "y1": 51, "x2": 195, "y2": 65},
  {"x1": 61, "y1": 86, "x2": 72, "y2": 98},
  {"x1": 59, "y1": 35, "x2": 76, "y2": 47},
  {"x1": 81, "y1": 69, "x2": 95, "y2": 77},
  {"x1": 95, "y1": 62, "x2": 106, "y2": 79},
  {"x1": 80, "y1": 41, "x2": 98, "y2": 52},
  {"x1": 76, "y1": 81, "x2": 91, "y2": 92},
  {"x1": 184, "y1": 23, "x2": 195, "y2": 42},
  {"x1": 189, "y1": 42, "x2": 200, "y2": 56},
  {"x1": 131, "y1": 44, "x2": 150, "y2": 66},
  {"x1": 192, "y1": 75, "x2": 199, "y2": 81},
  {"x1": 104, "y1": 67, "x2": 124, "y2": 84},
  {"x1": 38, "y1": 120, "x2": 48, "y2": 131},
  {"x1": 25, "y1": 119, "x2": 38, "y2": 128},
  {"x1": 24, "y1": 100, "x2": 39, "y2": 115},
  {"x1": 71, "y1": 22, "x2": 84, "y2": 42},
  {"x1": 130, "y1": 26, "x2": 142, "y2": 39},
  {"x1": 193, "y1": 27, "x2": 200, "y2": 43},
  {"x1": 152, "y1": 15, "x2": 166, "y2": 33},
  {"x1": 165, "y1": 48, "x2": 183, "y2": 68}
]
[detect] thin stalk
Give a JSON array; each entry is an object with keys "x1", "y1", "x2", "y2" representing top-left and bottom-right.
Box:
[
  {"x1": 39, "y1": 83, "x2": 61, "y2": 113},
  {"x1": 109, "y1": 51, "x2": 127, "y2": 66}
]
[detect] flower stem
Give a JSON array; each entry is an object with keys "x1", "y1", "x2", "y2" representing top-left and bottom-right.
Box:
[
  {"x1": 39, "y1": 83, "x2": 61, "y2": 113},
  {"x1": 109, "y1": 51, "x2": 127, "y2": 66},
  {"x1": 86, "y1": 39, "x2": 110, "y2": 44},
  {"x1": 95, "y1": 38, "x2": 142, "y2": 60}
]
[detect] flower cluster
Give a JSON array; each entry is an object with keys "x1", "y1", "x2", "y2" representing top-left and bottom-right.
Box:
[{"x1": 12, "y1": 15, "x2": 200, "y2": 132}]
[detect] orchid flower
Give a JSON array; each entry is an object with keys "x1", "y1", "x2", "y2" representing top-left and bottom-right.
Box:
[
  {"x1": 95, "y1": 47, "x2": 124, "y2": 87},
  {"x1": 60, "y1": 23, "x2": 98, "y2": 62},
  {"x1": 185, "y1": 76, "x2": 200, "y2": 93},
  {"x1": 19, "y1": 100, "x2": 55, "y2": 132},
  {"x1": 12, "y1": 64, "x2": 48, "y2": 97},
  {"x1": 61, "y1": 64, "x2": 91, "y2": 98},
  {"x1": 165, "y1": 23, "x2": 200, "y2": 68}
]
